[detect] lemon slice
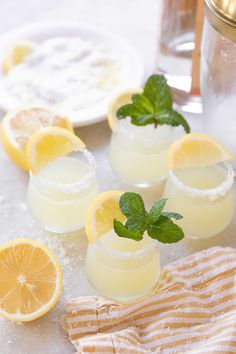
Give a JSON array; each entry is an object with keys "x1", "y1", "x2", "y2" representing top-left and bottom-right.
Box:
[
  {"x1": 85, "y1": 191, "x2": 126, "y2": 243},
  {"x1": 168, "y1": 132, "x2": 234, "y2": 170},
  {"x1": 2, "y1": 39, "x2": 34, "y2": 74},
  {"x1": 0, "y1": 107, "x2": 73, "y2": 171},
  {"x1": 108, "y1": 88, "x2": 143, "y2": 130},
  {"x1": 0, "y1": 238, "x2": 62, "y2": 322},
  {"x1": 26, "y1": 126, "x2": 85, "y2": 175}
]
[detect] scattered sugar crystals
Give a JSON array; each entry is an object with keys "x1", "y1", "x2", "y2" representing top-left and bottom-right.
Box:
[
  {"x1": 0, "y1": 167, "x2": 94, "y2": 352},
  {"x1": 18, "y1": 202, "x2": 27, "y2": 212},
  {"x1": 0, "y1": 36, "x2": 123, "y2": 116}
]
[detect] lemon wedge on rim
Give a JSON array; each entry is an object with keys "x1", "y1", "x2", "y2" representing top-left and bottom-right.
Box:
[
  {"x1": 168, "y1": 132, "x2": 233, "y2": 170},
  {"x1": 0, "y1": 107, "x2": 73, "y2": 171},
  {"x1": 85, "y1": 191, "x2": 125, "y2": 243},
  {"x1": 107, "y1": 88, "x2": 143, "y2": 130},
  {"x1": 26, "y1": 126, "x2": 85, "y2": 175}
]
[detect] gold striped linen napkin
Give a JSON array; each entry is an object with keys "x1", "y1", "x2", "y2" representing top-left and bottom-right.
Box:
[{"x1": 67, "y1": 246, "x2": 236, "y2": 353}]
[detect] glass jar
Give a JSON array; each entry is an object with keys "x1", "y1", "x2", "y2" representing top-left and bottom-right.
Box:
[
  {"x1": 158, "y1": 0, "x2": 202, "y2": 114},
  {"x1": 201, "y1": 0, "x2": 236, "y2": 166}
]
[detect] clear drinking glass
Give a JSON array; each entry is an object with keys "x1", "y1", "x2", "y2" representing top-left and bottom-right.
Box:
[
  {"x1": 86, "y1": 229, "x2": 160, "y2": 301},
  {"x1": 109, "y1": 119, "x2": 182, "y2": 187},
  {"x1": 27, "y1": 150, "x2": 98, "y2": 233},
  {"x1": 201, "y1": 0, "x2": 236, "y2": 167},
  {"x1": 158, "y1": 0, "x2": 201, "y2": 113},
  {"x1": 163, "y1": 162, "x2": 234, "y2": 239}
]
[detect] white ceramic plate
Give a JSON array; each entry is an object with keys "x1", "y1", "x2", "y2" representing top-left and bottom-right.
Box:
[{"x1": 0, "y1": 21, "x2": 145, "y2": 127}]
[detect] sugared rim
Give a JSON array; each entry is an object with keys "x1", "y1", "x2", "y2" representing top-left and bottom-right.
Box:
[
  {"x1": 95, "y1": 234, "x2": 158, "y2": 260},
  {"x1": 30, "y1": 149, "x2": 96, "y2": 193},
  {"x1": 114, "y1": 120, "x2": 177, "y2": 146},
  {"x1": 169, "y1": 162, "x2": 234, "y2": 201}
]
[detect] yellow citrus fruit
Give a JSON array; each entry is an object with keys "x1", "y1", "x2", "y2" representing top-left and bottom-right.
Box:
[
  {"x1": 26, "y1": 126, "x2": 85, "y2": 174},
  {"x1": 0, "y1": 107, "x2": 73, "y2": 171},
  {"x1": 85, "y1": 191, "x2": 126, "y2": 243},
  {"x1": 0, "y1": 238, "x2": 62, "y2": 322},
  {"x1": 2, "y1": 39, "x2": 34, "y2": 74},
  {"x1": 168, "y1": 132, "x2": 233, "y2": 170},
  {"x1": 107, "y1": 88, "x2": 143, "y2": 130}
]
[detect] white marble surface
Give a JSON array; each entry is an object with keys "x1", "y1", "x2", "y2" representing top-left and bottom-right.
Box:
[{"x1": 0, "y1": 1, "x2": 236, "y2": 354}]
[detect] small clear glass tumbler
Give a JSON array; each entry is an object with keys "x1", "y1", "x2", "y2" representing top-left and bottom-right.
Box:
[
  {"x1": 86, "y1": 229, "x2": 160, "y2": 302},
  {"x1": 163, "y1": 162, "x2": 234, "y2": 239},
  {"x1": 27, "y1": 150, "x2": 98, "y2": 233},
  {"x1": 109, "y1": 119, "x2": 183, "y2": 187}
]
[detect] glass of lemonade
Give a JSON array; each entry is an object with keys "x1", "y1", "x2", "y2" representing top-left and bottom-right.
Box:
[
  {"x1": 85, "y1": 190, "x2": 184, "y2": 302},
  {"x1": 109, "y1": 119, "x2": 180, "y2": 187},
  {"x1": 86, "y1": 228, "x2": 160, "y2": 302},
  {"x1": 27, "y1": 149, "x2": 98, "y2": 233},
  {"x1": 108, "y1": 75, "x2": 189, "y2": 187},
  {"x1": 163, "y1": 162, "x2": 234, "y2": 239}
]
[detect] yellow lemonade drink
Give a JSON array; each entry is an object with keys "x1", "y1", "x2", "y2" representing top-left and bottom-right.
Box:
[
  {"x1": 164, "y1": 162, "x2": 234, "y2": 239},
  {"x1": 86, "y1": 228, "x2": 160, "y2": 301},
  {"x1": 109, "y1": 119, "x2": 180, "y2": 186},
  {"x1": 27, "y1": 151, "x2": 98, "y2": 233},
  {"x1": 85, "y1": 190, "x2": 184, "y2": 302},
  {"x1": 107, "y1": 74, "x2": 191, "y2": 188}
]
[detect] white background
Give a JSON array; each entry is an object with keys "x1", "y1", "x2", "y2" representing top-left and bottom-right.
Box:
[{"x1": 0, "y1": 1, "x2": 235, "y2": 353}]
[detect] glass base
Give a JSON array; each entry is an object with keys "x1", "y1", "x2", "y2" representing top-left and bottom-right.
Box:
[
  {"x1": 158, "y1": 71, "x2": 202, "y2": 114},
  {"x1": 118, "y1": 174, "x2": 167, "y2": 189},
  {"x1": 87, "y1": 276, "x2": 159, "y2": 303},
  {"x1": 185, "y1": 220, "x2": 233, "y2": 240},
  {"x1": 43, "y1": 223, "x2": 84, "y2": 234},
  {"x1": 172, "y1": 87, "x2": 202, "y2": 115}
]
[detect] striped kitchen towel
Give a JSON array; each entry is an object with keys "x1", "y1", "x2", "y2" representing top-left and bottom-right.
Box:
[{"x1": 67, "y1": 246, "x2": 236, "y2": 353}]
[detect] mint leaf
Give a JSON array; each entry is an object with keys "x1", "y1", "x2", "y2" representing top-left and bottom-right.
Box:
[
  {"x1": 131, "y1": 114, "x2": 155, "y2": 126},
  {"x1": 113, "y1": 192, "x2": 184, "y2": 245},
  {"x1": 149, "y1": 198, "x2": 167, "y2": 223},
  {"x1": 116, "y1": 74, "x2": 190, "y2": 133},
  {"x1": 119, "y1": 192, "x2": 146, "y2": 218},
  {"x1": 125, "y1": 215, "x2": 147, "y2": 233},
  {"x1": 162, "y1": 212, "x2": 183, "y2": 220},
  {"x1": 156, "y1": 109, "x2": 190, "y2": 133},
  {"x1": 147, "y1": 215, "x2": 184, "y2": 244},
  {"x1": 143, "y1": 74, "x2": 172, "y2": 112},
  {"x1": 114, "y1": 219, "x2": 143, "y2": 241},
  {"x1": 117, "y1": 103, "x2": 139, "y2": 119},
  {"x1": 132, "y1": 94, "x2": 154, "y2": 114},
  {"x1": 117, "y1": 94, "x2": 154, "y2": 125}
]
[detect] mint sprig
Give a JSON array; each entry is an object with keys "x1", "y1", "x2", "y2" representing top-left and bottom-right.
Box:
[
  {"x1": 116, "y1": 74, "x2": 190, "y2": 133},
  {"x1": 113, "y1": 192, "x2": 184, "y2": 244}
]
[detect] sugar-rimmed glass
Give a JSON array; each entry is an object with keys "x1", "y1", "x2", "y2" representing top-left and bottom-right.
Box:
[
  {"x1": 27, "y1": 149, "x2": 98, "y2": 233},
  {"x1": 109, "y1": 119, "x2": 182, "y2": 187},
  {"x1": 86, "y1": 229, "x2": 160, "y2": 302},
  {"x1": 163, "y1": 162, "x2": 234, "y2": 239}
]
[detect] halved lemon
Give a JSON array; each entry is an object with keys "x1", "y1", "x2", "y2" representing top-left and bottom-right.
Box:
[
  {"x1": 107, "y1": 88, "x2": 143, "y2": 130},
  {"x1": 26, "y1": 126, "x2": 85, "y2": 174},
  {"x1": 168, "y1": 132, "x2": 233, "y2": 170},
  {"x1": 85, "y1": 191, "x2": 125, "y2": 243},
  {"x1": 0, "y1": 238, "x2": 62, "y2": 322},
  {"x1": 0, "y1": 107, "x2": 73, "y2": 171},
  {"x1": 2, "y1": 39, "x2": 34, "y2": 74}
]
